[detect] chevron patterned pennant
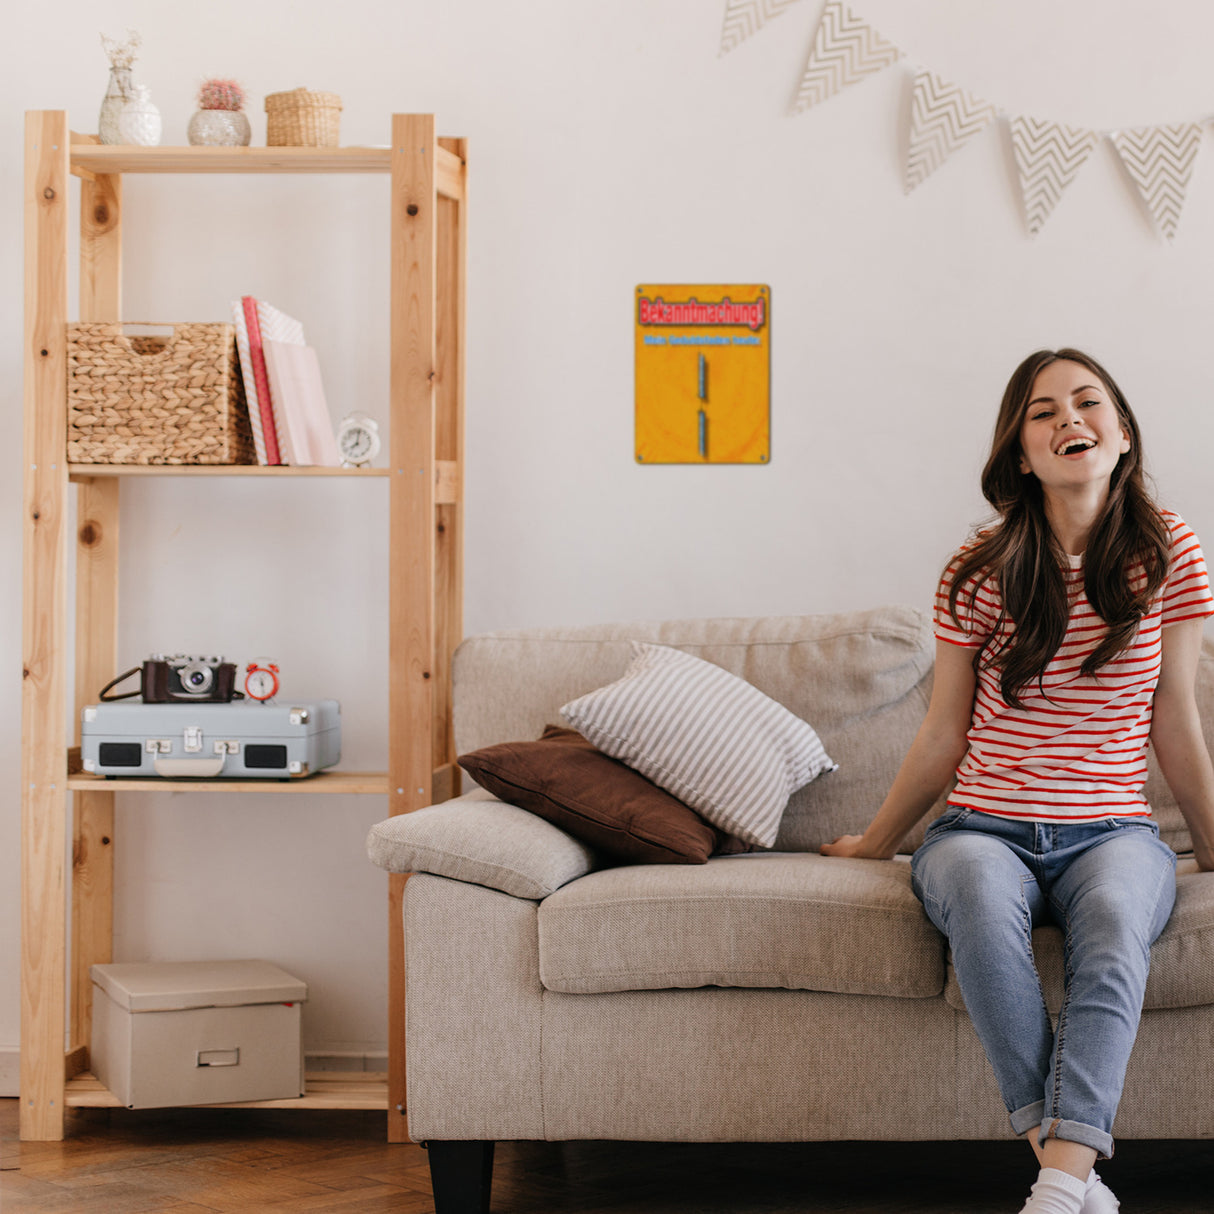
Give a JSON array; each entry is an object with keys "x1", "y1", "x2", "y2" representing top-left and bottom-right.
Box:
[
  {"x1": 905, "y1": 70, "x2": 999, "y2": 193},
  {"x1": 793, "y1": 0, "x2": 902, "y2": 112},
  {"x1": 1109, "y1": 123, "x2": 1203, "y2": 241},
  {"x1": 1010, "y1": 117, "x2": 1098, "y2": 236},
  {"x1": 719, "y1": 0, "x2": 803, "y2": 56}
]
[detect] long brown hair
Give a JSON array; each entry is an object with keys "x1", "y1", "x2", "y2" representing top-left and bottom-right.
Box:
[{"x1": 948, "y1": 348, "x2": 1170, "y2": 708}]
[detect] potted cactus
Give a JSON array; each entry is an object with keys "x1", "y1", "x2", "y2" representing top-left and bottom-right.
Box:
[{"x1": 188, "y1": 78, "x2": 251, "y2": 146}]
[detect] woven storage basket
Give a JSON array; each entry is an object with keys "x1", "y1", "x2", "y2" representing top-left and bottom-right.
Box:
[
  {"x1": 265, "y1": 88, "x2": 342, "y2": 147},
  {"x1": 67, "y1": 323, "x2": 256, "y2": 465}
]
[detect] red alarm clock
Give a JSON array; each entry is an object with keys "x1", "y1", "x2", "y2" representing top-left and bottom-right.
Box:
[{"x1": 244, "y1": 660, "x2": 280, "y2": 702}]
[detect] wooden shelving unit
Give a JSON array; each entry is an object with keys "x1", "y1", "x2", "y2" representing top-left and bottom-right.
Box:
[{"x1": 21, "y1": 112, "x2": 467, "y2": 1142}]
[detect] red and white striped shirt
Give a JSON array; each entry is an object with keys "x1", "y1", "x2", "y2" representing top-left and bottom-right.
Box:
[{"x1": 935, "y1": 510, "x2": 1214, "y2": 822}]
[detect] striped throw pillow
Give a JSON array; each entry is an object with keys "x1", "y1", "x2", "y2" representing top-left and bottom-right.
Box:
[{"x1": 560, "y1": 643, "x2": 836, "y2": 848}]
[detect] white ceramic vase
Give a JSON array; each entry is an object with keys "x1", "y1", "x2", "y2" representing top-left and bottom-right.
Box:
[
  {"x1": 187, "y1": 109, "x2": 252, "y2": 147},
  {"x1": 118, "y1": 85, "x2": 162, "y2": 147}
]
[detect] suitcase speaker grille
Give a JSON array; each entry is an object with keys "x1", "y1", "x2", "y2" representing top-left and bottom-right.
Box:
[{"x1": 245, "y1": 745, "x2": 288, "y2": 769}]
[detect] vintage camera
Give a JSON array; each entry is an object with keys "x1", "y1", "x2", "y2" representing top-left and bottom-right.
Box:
[{"x1": 142, "y1": 654, "x2": 239, "y2": 702}]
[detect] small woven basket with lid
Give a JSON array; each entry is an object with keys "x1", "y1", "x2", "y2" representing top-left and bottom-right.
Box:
[{"x1": 264, "y1": 88, "x2": 342, "y2": 147}]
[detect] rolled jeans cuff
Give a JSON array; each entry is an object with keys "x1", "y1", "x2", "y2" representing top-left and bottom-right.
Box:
[
  {"x1": 1037, "y1": 1116, "x2": 1115, "y2": 1160},
  {"x1": 1010, "y1": 1100, "x2": 1046, "y2": 1138}
]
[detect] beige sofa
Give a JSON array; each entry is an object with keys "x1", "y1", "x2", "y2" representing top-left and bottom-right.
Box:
[{"x1": 366, "y1": 606, "x2": 1214, "y2": 1214}]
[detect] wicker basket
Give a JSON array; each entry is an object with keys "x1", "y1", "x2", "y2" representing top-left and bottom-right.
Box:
[
  {"x1": 264, "y1": 88, "x2": 342, "y2": 147},
  {"x1": 67, "y1": 323, "x2": 256, "y2": 465}
]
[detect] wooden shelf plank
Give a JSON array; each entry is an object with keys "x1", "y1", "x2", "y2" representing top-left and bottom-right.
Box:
[
  {"x1": 71, "y1": 145, "x2": 393, "y2": 175},
  {"x1": 69, "y1": 460, "x2": 459, "y2": 500},
  {"x1": 67, "y1": 770, "x2": 390, "y2": 794},
  {"x1": 68, "y1": 142, "x2": 465, "y2": 200},
  {"x1": 65, "y1": 1071, "x2": 389, "y2": 1110},
  {"x1": 69, "y1": 464, "x2": 388, "y2": 480}
]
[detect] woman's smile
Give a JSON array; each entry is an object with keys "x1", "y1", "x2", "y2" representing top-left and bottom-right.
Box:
[{"x1": 1017, "y1": 359, "x2": 1130, "y2": 489}]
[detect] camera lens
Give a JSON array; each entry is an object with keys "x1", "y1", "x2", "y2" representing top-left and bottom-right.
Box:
[{"x1": 180, "y1": 662, "x2": 213, "y2": 694}]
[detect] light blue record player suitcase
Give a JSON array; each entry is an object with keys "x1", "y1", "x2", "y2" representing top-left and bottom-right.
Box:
[{"x1": 81, "y1": 700, "x2": 341, "y2": 779}]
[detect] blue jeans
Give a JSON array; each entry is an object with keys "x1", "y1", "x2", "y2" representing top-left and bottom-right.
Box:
[{"x1": 911, "y1": 808, "x2": 1177, "y2": 1159}]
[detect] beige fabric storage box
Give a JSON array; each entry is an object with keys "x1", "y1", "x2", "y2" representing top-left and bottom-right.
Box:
[{"x1": 90, "y1": 960, "x2": 307, "y2": 1109}]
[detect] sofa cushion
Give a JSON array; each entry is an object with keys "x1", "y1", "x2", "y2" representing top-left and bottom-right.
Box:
[
  {"x1": 537, "y1": 853, "x2": 945, "y2": 998},
  {"x1": 458, "y1": 726, "x2": 743, "y2": 864},
  {"x1": 366, "y1": 792, "x2": 596, "y2": 900},
  {"x1": 943, "y1": 860, "x2": 1214, "y2": 1013},
  {"x1": 561, "y1": 643, "x2": 836, "y2": 848}
]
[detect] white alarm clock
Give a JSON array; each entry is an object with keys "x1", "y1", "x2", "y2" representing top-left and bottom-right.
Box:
[
  {"x1": 244, "y1": 660, "x2": 280, "y2": 702},
  {"x1": 337, "y1": 413, "x2": 381, "y2": 467}
]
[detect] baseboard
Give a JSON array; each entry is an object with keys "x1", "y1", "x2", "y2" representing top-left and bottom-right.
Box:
[
  {"x1": 0, "y1": 1048, "x2": 17, "y2": 1097},
  {"x1": 305, "y1": 1051, "x2": 389, "y2": 1073}
]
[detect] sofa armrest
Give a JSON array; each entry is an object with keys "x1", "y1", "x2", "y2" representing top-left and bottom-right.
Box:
[{"x1": 366, "y1": 790, "x2": 598, "y2": 900}]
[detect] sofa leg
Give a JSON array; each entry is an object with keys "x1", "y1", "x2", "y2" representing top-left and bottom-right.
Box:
[{"x1": 426, "y1": 1140, "x2": 496, "y2": 1214}]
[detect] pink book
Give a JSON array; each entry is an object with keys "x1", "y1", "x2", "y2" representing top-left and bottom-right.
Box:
[
  {"x1": 241, "y1": 296, "x2": 281, "y2": 465},
  {"x1": 262, "y1": 341, "x2": 341, "y2": 467}
]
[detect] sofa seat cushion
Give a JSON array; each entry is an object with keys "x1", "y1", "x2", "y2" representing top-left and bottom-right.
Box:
[
  {"x1": 944, "y1": 860, "x2": 1214, "y2": 1014},
  {"x1": 537, "y1": 853, "x2": 945, "y2": 997}
]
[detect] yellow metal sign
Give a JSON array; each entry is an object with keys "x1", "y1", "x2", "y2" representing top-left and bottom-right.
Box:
[{"x1": 635, "y1": 284, "x2": 770, "y2": 464}]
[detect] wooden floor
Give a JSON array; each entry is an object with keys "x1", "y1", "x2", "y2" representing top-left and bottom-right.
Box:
[{"x1": 2, "y1": 1099, "x2": 1212, "y2": 1212}]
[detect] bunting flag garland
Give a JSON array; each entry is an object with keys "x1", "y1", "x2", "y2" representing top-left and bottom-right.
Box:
[
  {"x1": 719, "y1": 0, "x2": 803, "y2": 56},
  {"x1": 793, "y1": 0, "x2": 901, "y2": 112},
  {"x1": 904, "y1": 70, "x2": 998, "y2": 193},
  {"x1": 1010, "y1": 118, "x2": 1099, "y2": 236},
  {"x1": 719, "y1": 1, "x2": 1211, "y2": 238},
  {"x1": 1109, "y1": 124, "x2": 1203, "y2": 242}
]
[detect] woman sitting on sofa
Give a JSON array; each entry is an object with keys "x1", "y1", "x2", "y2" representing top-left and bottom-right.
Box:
[{"x1": 822, "y1": 348, "x2": 1214, "y2": 1214}]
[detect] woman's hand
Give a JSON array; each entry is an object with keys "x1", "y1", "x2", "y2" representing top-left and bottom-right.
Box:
[
  {"x1": 820, "y1": 834, "x2": 878, "y2": 859},
  {"x1": 817, "y1": 640, "x2": 975, "y2": 863}
]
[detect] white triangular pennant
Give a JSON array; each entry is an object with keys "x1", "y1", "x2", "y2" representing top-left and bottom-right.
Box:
[
  {"x1": 905, "y1": 70, "x2": 998, "y2": 193},
  {"x1": 1009, "y1": 117, "x2": 1098, "y2": 236},
  {"x1": 1109, "y1": 123, "x2": 1203, "y2": 241},
  {"x1": 793, "y1": 0, "x2": 902, "y2": 112},
  {"x1": 719, "y1": 0, "x2": 803, "y2": 56}
]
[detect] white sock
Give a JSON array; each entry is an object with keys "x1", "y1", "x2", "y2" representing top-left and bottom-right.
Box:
[
  {"x1": 1083, "y1": 1169, "x2": 1120, "y2": 1212},
  {"x1": 1018, "y1": 1166, "x2": 1087, "y2": 1214}
]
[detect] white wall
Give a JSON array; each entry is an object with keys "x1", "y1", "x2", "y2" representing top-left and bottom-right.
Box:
[{"x1": 4, "y1": 0, "x2": 1214, "y2": 1081}]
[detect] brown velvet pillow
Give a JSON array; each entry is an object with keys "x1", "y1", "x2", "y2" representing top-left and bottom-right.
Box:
[{"x1": 458, "y1": 726, "x2": 749, "y2": 864}]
